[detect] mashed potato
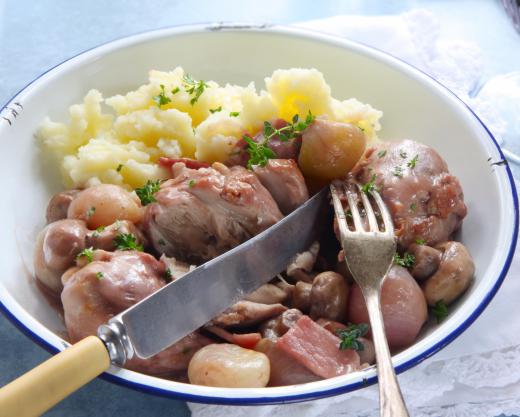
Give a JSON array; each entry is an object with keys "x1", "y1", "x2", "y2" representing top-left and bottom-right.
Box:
[{"x1": 38, "y1": 67, "x2": 382, "y2": 189}]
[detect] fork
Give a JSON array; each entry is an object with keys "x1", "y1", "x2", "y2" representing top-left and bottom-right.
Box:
[{"x1": 330, "y1": 181, "x2": 410, "y2": 417}]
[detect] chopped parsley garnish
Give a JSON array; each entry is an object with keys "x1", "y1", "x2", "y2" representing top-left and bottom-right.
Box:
[
  {"x1": 86, "y1": 206, "x2": 96, "y2": 218},
  {"x1": 415, "y1": 238, "x2": 426, "y2": 245},
  {"x1": 377, "y1": 150, "x2": 387, "y2": 158},
  {"x1": 171, "y1": 86, "x2": 180, "y2": 95},
  {"x1": 181, "y1": 346, "x2": 192, "y2": 355},
  {"x1": 263, "y1": 111, "x2": 314, "y2": 142},
  {"x1": 393, "y1": 166, "x2": 404, "y2": 178},
  {"x1": 229, "y1": 111, "x2": 240, "y2": 117},
  {"x1": 96, "y1": 272, "x2": 104, "y2": 280},
  {"x1": 345, "y1": 209, "x2": 353, "y2": 219},
  {"x1": 243, "y1": 136, "x2": 276, "y2": 169},
  {"x1": 188, "y1": 179, "x2": 196, "y2": 188},
  {"x1": 153, "y1": 84, "x2": 172, "y2": 108},
  {"x1": 337, "y1": 323, "x2": 369, "y2": 351},
  {"x1": 76, "y1": 247, "x2": 94, "y2": 263},
  {"x1": 410, "y1": 203, "x2": 417, "y2": 211},
  {"x1": 113, "y1": 233, "x2": 143, "y2": 251},
  {"x1": 116, "y1": 164, "x2": 124, "y2": 172},
  {"x1": 158, "y1": 238, "x2": 166, "y2": 246},
  {"x1": 399, "y1": 150, "x2": 408, "y2": 159},
  {"x1": 92, "y1": 225, "x2": 105, "y2": 238},
  {"x1": 432, "y1": 300, "x2": 449, "y2": 323},
  {"x1": 394, "y1": 252, "x2": 416, "y2": 268},
  {"x1": 164, "y1": 268, "x2": 173, "y2": 283},
  {"x1": 361, "y1": 174, "x2": 378, "y2": 194},
  {"x1": 209, "y1": 106, "x2": 222, "y2": 113},
  {"x1": 182, "y1": 73, "x2": 209, "y2": 105},
  {"x1": 135, "y1": 179, "x2": 161, "y2": 205},
  {"x1": 407, "y1": 155, "x2": 419, "y2": 169}
]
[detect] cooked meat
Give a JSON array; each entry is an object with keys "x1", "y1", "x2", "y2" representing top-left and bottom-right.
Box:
[
  {"x1": 350, "y1": 140, "x2": 467, "y2": 248},
  {"x1": 159, "y1": 255, "x2": 195, "y2": 281},
  {"x1": 210, "y1": 301, "x2": 287, "y2": 328},
  {"x1": 255, "y1": 338, "x2": 321, "y2": 386},
  {"x1": 286, "y1": 241, "x2": 320, "y2": 281},
  {"x1": 204, "y1": 326, "x2": 261, "y2": 349},
  {"x1": 244, "y1": 284, "x2": 288, "y2": 304},
  {"x1": 260, "y1": 309, "x2": 303, "y2": 340},
  {"x1": 61, "y1": 250, "x2": 210, "y2": 375},
  {"x1": 46, "y1": 189, "x2": 80, "y2": 224},
  {"x1": 309, "y1": 271, "x2": 349, "y2": 322},
  {"x1": 348, "y1": 265, "x2": 428, "y2": 349},
  {"x1": 277, "y1": 316, "x2": 360, "y2": 378},
  {"x1": 316, "y1": 318, "x2": 347, "y2": 335},
  {"x1": 34, "y1": 219, "x2": 87, "y2": 293},
  {"x1": 408, "y1": 243, "x2": 442, "y2": 281},
  {"x1": 422, "y1": 241, "x2": 475, "y2": 306},
  {"x1": 144, "y1": 162, "x2": 283, "y2": 263},
  {"x1": 85, "y1": 220, "x2": 146, "y2": 252},
  {"x1": 253, "y1": 159, "x2": 309, "y2": 214}
]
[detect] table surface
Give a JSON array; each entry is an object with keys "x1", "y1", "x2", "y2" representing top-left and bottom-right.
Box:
[{"x1": 1, "y1": 1, "x2": 519, "y2": 416}]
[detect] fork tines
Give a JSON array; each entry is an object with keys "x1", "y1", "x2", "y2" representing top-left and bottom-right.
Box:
[{"x1": 330, "y1": 180, "x2": 394, "y2": 237}]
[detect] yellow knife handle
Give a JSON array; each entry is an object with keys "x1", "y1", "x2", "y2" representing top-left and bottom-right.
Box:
[{"x1": 0, "y1": 336, "x2": 110, "y2": 417}]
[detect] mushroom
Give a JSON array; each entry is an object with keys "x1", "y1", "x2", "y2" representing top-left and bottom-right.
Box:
[
  {"x1": 292, "y1": 281, "x2": 312, "y2": 313},
  {"x1": 286, "y1": 241, "x2": 320, "y2": 282},
  {"x1": 45, "y1": 189, "x2": 80, "y2": 224},
  {"x1": 309, "y1": 271, "x2": 349, "y2": 322},
  {"x1": 408, "y1": 243, "x2": 442, "y2": 281},
  {"x1": 422, "y1": 241, "x2": 475, "y2": 306}
]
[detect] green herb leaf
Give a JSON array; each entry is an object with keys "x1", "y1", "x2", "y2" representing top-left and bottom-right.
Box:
[
  {"x1": 92, "y1": 225, "x2": 105, "y2": 238},
  {"x1": 135, "y1": 179, "x2": 162, "y2": 206},
  {"x1": 96, "y1": 272, "x2": 104, "y2": 280},
  {"x1": 337, "y1": 323, "x2": 369, "y2": 351},
  {"x1": 209, "y1": 106, "x2": 222, "y2": 114},
  {"x1": 263, "y1": 111, "x2": 315, "y2": 142},
  {"x1": 116, "y1": 164, "x2": 124, "y2": 172},
  {"x1": 361, "y1": 174, "x2": 378, "y2": 194},
  {"x1": 153, "y1": 84, "x2": 172, "y2": 108},
  {"x1": 113, "y1": 233, "x2": 143, "y2": 251},
  {"x1": 393, "y1": 252, "x2": 416, "y2": 268},
  {"x1": 432, "y1": 300, "x2": 449, "y2": 323},
  {"x1": 182, "y1": 73, "x2": 209, "y2": 105},
  {"x1": 393, "y1": 166, "x2": 404, "y2": 178},
  {"x1": 86, "y1": 206, "x2": 96, "y2": 218},
  {"x1": 410, "y1": 203, "x2": 417, "y2": 211},
  {"x1": 243, "y1": 136, "x2": 276, "y2": 169},
  {"x1": 164, "y1": 268, "x2": 173, "y2": 283},
  {"x1": 377, "y1": 150, "x2": 387, "y2": 158},
  {"x1": 76, "y1": 247, "x2": 94, "y2": 263},
  {"x1": 229, "y1": 111, "x2": 240, "y2": 117},
  {"x1": 399, "y1": 150, "x2": 408, "y2": 159},
  {"x1": 188, "y1": 179, "x2": 196, "y2": 188},
  {"x1": 171, "y1": 87, "x2": 180, "y2": 95},
  {"x1": 407, "y1": 155, "x2": 419, "y2": 169},
  {"x1": 415, "y1": 238, "x2": 426, "y2": 245}
]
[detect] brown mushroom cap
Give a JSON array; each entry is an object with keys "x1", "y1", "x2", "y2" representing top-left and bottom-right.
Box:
[{"x1": 422, "y1": 241, "x2": 475, "y2": 306}]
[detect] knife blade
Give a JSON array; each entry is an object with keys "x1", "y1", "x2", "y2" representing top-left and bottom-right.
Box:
[{"x1": 100, "y1": 188, "x2": 328, "y2": 361}]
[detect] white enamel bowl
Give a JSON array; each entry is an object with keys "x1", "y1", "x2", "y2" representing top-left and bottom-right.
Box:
[{"x1": 0, "y1": 24, "x2": 517, "y2": 404}]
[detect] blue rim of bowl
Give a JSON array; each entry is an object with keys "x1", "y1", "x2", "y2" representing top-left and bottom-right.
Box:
[{"x1": 0, "y1": 23, "x2": 518, "y2": 405}]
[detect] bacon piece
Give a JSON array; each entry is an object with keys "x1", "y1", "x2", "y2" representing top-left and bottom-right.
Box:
[{"x1": 277, "y1": 316, "x2": 360, "y2": 379}]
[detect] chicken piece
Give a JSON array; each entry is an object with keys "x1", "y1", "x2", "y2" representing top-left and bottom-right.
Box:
[
  {"x1": 277, "y1": 316, "x2": 360, "y2": 379},
  {"x1": 348, "y1": 265, "x2": 428, "y2": 349},
  {"x1": 61, "y1": 250, "x2": 210, "y2": 375},
  {"x1": 350, "y1": 140, "x2": 467, "y2": 248},
  {"x1": 144, "y1": 162, "x2": 283, "y2": 263},
  {"x1": 46, "y1": 189, "x2": 80, "y2": 224},
  {"x1": 253, "y1": 159, "x2": 309, "y2": 214},
  {"x1": 34, "y1": 219, "x2": 87, "y2": 293},
  {"x1": 159, "y1": 255, "x2": 196, "y2": 281},
  {"x1": 210, "y1": 301, "x2": 287, "y2": 328},
  {"x1": 255, "y1": 338, "x2": 321, "y2": 386},
  {"x1": 85, "y1": 220, "x2": 146, "y2": 252},
  {"x1": 286, "y1": 241, "x2": 320, "y2": 281},
  {"x1": 244, "y1": 284, "x2": 288, "y2": 304},
  {"x1": 260, "y1": 309, "x2": 303, "y2": 340}
]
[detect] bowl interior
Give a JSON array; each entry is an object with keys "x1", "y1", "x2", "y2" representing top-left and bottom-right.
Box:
[{"x1": 0, "y1": 26, "x2": 516, "y2": 403}]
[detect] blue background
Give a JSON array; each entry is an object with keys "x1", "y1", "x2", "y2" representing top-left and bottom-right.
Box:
[{"x1": 1, "y1": 1, "x2": 519, "y2": 416}]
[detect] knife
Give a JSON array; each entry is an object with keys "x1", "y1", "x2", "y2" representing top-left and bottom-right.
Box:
[{"x1": 0, "y1": 188, "x2": 328, "y2": 417}]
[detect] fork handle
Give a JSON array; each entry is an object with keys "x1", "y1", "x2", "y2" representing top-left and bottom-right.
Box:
[{"x1": 364, "y1": 288, "x2": 410, "y2": 417}]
